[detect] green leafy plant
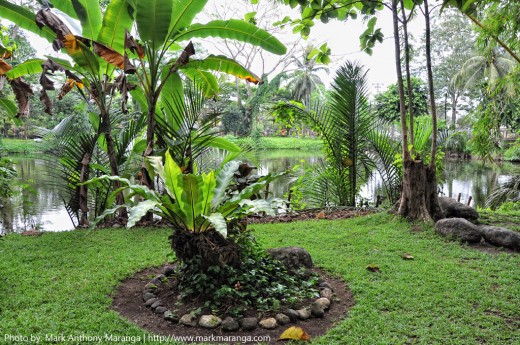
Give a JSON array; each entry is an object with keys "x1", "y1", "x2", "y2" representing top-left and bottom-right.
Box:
[
  {"x1": 504, "y1": 139, "x2": 520, "y2": 162},
  {"x1": 84, "y1": 152, "x2": 287, "y2": 267},
  {"x1": 177, "y1": 233, "x2": 318, "y2": 317}
]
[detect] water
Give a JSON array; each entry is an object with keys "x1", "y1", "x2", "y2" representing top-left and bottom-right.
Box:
[{"x1": 1, "y1": 153, "x2": 518, "y2": 233}]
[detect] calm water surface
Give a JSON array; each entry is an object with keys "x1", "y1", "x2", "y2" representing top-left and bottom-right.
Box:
[{"x1": 1, "y1": 152, "x2": 518, "y2": 233}]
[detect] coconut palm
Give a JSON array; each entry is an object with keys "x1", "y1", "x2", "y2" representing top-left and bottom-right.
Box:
[
  {"x1": 288, "y1": 45, "x2": 328, "y2": 105},
  {"x1": 485, "y1": 175, "x2": 520, "y2": 209},
  {"x1": 452, "y1": 49, "x2": 517, "y2": 96}
]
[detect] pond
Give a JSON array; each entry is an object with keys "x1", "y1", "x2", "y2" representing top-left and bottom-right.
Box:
[{"x1": 1, "y1": 152, "x2": 518, "y2": 234}]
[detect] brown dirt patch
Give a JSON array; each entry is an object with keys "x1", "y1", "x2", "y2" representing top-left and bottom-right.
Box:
[
  {"x1": 247, "y1": 208, "x2": 375, "y2": 224},
  {"x1": 112, "y1": 266, "x2": 354, "y2": 344}
]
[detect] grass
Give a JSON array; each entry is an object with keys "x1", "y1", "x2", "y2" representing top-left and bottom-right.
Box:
[
  {"x1": 478, "y1": 208, "x2": 520, "y2": 232},
  {"x1": 227, "y1": 136, "x2": 323, "y2": 151},
  {"x1": 1, "y1": 213, "x2": 519, "y2": 344},
  {"x1": 0, "y1": 138, "x2": 47, "y2": 154}
]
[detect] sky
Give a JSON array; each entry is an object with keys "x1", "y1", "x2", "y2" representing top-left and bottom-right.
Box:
[{"x1": 10, "y1": 0, "x2": 426, "y2": 97}]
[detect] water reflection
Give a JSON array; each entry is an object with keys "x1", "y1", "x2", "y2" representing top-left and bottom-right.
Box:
[
  {"x1": 0, "y1": 156, "x2": 73, "y2": 234},
  {"x1": 2, "y1": 152, "x2": 518, "y2": 233}
]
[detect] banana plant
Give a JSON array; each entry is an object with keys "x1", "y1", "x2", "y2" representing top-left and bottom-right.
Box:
[
  {"x1": 116, "y1": 0, "x2": 287, "y2": 190},
  {"x1": 83, "y1": 151, "x2": 287, "y2": 266},
  {"x1": 0, "y1": 0, "x2": 138, "y2": 224}
]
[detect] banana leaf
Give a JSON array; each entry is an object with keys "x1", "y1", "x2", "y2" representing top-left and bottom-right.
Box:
[{"x1": 173, "y1": 19, "x2": 287, "y2": 55}]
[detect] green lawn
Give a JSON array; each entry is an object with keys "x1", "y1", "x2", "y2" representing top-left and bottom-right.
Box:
[
  {"x1": 0, "y1": 138, "x2": 47, "y2": 154},
  {"x1": 1, "y1": 213, "x2": 518, "y2": 344},
  {"x1": 228, "y1": 136, "x2": 323, "y2": 150}
]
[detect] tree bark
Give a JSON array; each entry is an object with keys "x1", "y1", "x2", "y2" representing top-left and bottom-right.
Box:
[
  {"x1": 394, "y1": 0, "x2": 443, "y2": 221},
  {"x1": 451, "y1": 92, "x2": 459, "y2": 128},
  {"x1": 400, "y1": 0, "x2": 415, "y2": 148},
  {"x1": 99, "y1": 110, "x2": 128, "y2": 220}
]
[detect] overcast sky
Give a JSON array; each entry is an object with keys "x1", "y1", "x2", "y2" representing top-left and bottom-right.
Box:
[{"x1": 13, "y1": 0, "x2": 426, "y2": 96}]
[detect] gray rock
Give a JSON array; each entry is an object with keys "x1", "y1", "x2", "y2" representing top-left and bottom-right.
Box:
[
  {"x1": 284, "y1": 309, "x2": 299, "y2": 322},
  {"x1": 435, "y1": 218, "x2": 482, "y2": 243},
  {"x1": 179, "y1": 314, "x2": 198, "y2": 327},
  {"x1": 154, "y1": 306, "x2": 167, "y2": 314},
  {"x1": 275, "y1": 313, "x2": 291, "y2": 325},
  {"x1": 143, "y1": 292, "x2": 155, "y2": 302},
  {"x1": 479, "y1": 225, "x2": 520, "y2": 250},
  {"x1": 310, "y1": 302, "x2": 325, "y2": 318},
  {"x1": 164, "y1": 311, "x2": 179, "y2": 323},
  {"x1": 239, "y1": 317, "x2": 258, "y2": 331},
  {"x1": 259, "y1": 318, "x2": 278, "y2": 330},
  {"x1": 163, "y1": 266, "x2": 175, "y2": 276},
  {"x1": 267, "y1": 247, "x2": 313, "y2": 274},
  {"x1": 199, "y1": 315, "x2": 222, "y2": 329},
  {"x1": 144, "y1": 298, "x2": 158, "y2": 307},
  {"x1": 320, "y1": 287, "x2": 333, "y2": 300},
  {"x1": 296, "y1": 308, "x2": 312, "y2": 320},
  {"x1": 221, "y1": 317, "x2": 239, "y2": 332},
  {"x1": 439, "y1": 196, "x2": 479, "y2": 221},
  {"x1": 112, "y1": 223, "x2": 123, "y2": 228},
  {"x1": 314, "y1": 297, "x2": 331, "y2": 310},
  {"x1": 150, "y1": 300, "x2": 162, "y2": 309},
  {"x1": 318, "y1": 281, "x2": 333, "y2": 290}
]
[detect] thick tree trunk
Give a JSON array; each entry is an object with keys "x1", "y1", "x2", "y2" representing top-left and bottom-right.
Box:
[
  {"x1": 393, "y1": 0, "x2": 442, "y2": 221},
  {"x1": 398, "y1": 160, "x2": 443, "y2": 221}
]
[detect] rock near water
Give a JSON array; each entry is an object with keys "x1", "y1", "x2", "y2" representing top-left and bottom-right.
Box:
[
  {"x1": 479, "y1": 225, "x2": 520, "y2": 250},
  {"x1": 439, "y1": 197, "x2": 479, "y2": 221},
  {"x1": 435, "y1": 218, "x2": 482, "y2": 243}
]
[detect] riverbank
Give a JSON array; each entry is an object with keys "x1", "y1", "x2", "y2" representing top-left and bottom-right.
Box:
[
  {"x1": 227, "y1": 136, "x2": 323, "y2": 150},
  {"x1": 1, "y1": 213, "x2": 518, "y2": 344},
  {"x1": 0, "y1": 138, "x2": 47, "y2": 154}
]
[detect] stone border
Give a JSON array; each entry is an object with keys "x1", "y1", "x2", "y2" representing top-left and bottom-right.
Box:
[{"x1": 141, "y1": 267, "x2": 336, "y2": 332}]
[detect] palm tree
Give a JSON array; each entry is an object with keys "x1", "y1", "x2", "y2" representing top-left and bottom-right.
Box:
[
  {"x1": 274, "y1": 61, "x2": 379, "y2": 206},
  {"x1": 288, "y1": 46, "x2": 328, "y2": 105},
  {"x1": 485, "y1": 175, "x2": 520, "y2": 209},
  {"x1": 453, "y1": 49, "x2": 517, "y2": 96}
]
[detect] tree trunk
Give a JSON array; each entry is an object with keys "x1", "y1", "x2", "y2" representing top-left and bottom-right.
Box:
[
  {"x1": 398, "y1": 160, "x2": 443, "y2": 221},
  {"x1": 393, "y1": 0, "x2": 443, "y2": 221},
  {"x1": 400, "y1": 0, "x2": 415, "y2": 148},
  {"x1": 451, "y1": 92, "x2": 459, "y2": 128},
  {"x1": 78, "y1": 152, "x2": 91, "y2": 226},
  {"x1": 99, "y1": 110, "x2": 128, "y2": 221}
]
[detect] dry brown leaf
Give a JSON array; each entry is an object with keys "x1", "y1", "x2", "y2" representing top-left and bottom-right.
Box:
[
  {"x1": 40, "y1": 89, "x2": 52, "y2": 114},
  {"x1": 9, "y1": 77, "x2": 33, "y2": 118},
  {"x1": 316, "y1": 211, "x2": 326, "y2": 219},
  {"x1": 93, "y1": 42, "x2": 125, "y2": 69},
  {"x1": 35, "y1": 9, "x2": 72, "y2": 52},
  {"x1": 277, "y1": 326, "x2": 310, "y2": 342},
  {"x1": 170, "y1": 41, "x2": 196, "y2": 72},
  {"x1": 124, "y1": 29, "x2": 145, "y2": 58},
  {"x1": 401, "y1": 253, "x2": 414, "y2": 260},
  {"x1": 58, "y1": 77, "x2": 83, "y2": 100},
  {"x1": 366, "y1": 264, "x2": 381, "y2": 273},
  {"x1": 0, "y1": 59, "x2": 12, "y2": 76}
]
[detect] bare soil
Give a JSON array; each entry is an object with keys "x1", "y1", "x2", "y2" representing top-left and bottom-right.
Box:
[{"x1": 112, "y1": 266, "x2": 355, "y2": 344}]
